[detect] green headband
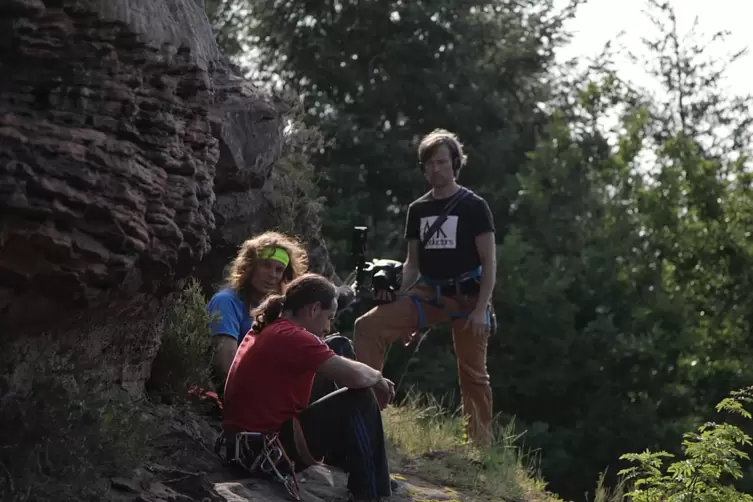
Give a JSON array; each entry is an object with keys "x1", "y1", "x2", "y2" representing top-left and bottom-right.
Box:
[{"x1": 261, "y1": 246, "x2": 290, "y2": 268}]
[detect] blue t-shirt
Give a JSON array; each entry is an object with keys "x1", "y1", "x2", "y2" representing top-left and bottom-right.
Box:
[{"x1": 207, "y1": 289, "x2": 255, "y2": 343}]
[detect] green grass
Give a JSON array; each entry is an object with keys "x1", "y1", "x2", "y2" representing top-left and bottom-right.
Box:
[{"x1": 383, "y1": 393, "x2": 561, "y2": 502}]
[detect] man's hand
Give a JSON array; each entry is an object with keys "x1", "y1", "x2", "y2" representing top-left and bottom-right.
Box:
[
  {"x1": 463, "y1": 307, "x2": 490, "y2": 337},
  {"x1": 371, "y1": 288, "x2": 396, "y2": 304},
  {"x1": 373, "y1": 377, "x2": 396, "y2": 410}
]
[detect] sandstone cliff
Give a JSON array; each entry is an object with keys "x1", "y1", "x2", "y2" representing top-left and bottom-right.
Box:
[{"x1": 0, "y1": 0, "x2": 332, "y2": 402}]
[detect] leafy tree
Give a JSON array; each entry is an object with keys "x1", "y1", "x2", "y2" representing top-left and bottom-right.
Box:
[
  {"x1": 470, "y1": 1, "x2": 753, "y2": 498},
  {"x1": 623, "y1": 0, "x2": 753, "y2": 414},
  {"x1": 241, "y1": 0, "x2": 583, "y2": 271}
]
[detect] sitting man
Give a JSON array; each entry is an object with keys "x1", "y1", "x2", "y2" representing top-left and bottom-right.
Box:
[
  {"x1": 353, "y1": 128, "x2": 497, "y2": 447},
  {"x1": 222, "y1": 273, "x2": 395, "y2": 502},
  {"x1": 206, "y1": 231, "x2": 308, "y2": 397}
]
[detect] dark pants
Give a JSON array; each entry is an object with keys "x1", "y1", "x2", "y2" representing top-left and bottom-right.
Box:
[{"x1": 280, "y1": 387, "x2": 392, "y2": 500}]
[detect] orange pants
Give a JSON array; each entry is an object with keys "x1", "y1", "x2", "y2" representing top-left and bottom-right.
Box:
[{"x1": 353, "y1": 284, "x2": 493, "y2": 447}]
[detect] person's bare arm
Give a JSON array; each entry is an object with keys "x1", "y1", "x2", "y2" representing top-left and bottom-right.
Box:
[
  {"x1": 211, "y1": 335, "x2": 238, "y2": 383},
  {"x1": 400, "y1": 240, "x2": 420, "y2": 291},
  {"x1": 474, "y1": 231, "x2": 497, "y2": 310},
  {"x1": 316, "y1": 354, "x2": 384, "y2": 389}
]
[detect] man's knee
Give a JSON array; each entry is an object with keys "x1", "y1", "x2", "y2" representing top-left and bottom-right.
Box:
[
  {"x1": 457, "y1": 361, "x2": 491, "y2": 386},
  {"x1": 342, "y1": 387, "x2": 380, "y2": 412},
  {"x1": 324, "y1": 334, "x2": 356, "y2": 360},
  {"x1": 353, "y1": 311, "x2": 377, "y2": 341}
]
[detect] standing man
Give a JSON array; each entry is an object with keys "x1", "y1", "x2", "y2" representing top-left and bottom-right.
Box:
[{"x1": 353, "y1": 128, "x2": 497, "y2": 447}]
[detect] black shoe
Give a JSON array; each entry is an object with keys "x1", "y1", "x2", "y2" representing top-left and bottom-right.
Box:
[{"x1": 390, "y1": 477, "x2": 399, "y2": 490}]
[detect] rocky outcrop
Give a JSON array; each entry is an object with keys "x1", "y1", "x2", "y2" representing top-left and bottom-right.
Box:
[
  {"x1": 0, "y1": 0, "x2": 332, "y2": 402},
  {"x1": 106, "y1": 404, "x2": 455, "y2": 502}
]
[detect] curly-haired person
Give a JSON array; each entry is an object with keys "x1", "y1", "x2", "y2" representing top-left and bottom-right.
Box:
[{"x1": 207, "y1": 231, "x2": 309, "y2": 396}]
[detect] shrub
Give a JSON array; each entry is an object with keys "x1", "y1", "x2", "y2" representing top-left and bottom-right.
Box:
[
  {"x1": 617, "y1": 387, "x2": 753, "y2": 502},
  {"x1": 146, "y1": 278, "x2": 215, "y2": 403}
]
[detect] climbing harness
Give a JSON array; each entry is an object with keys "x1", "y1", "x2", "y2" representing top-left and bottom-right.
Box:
[
  {"x1": 214, "y1": 422, "x2": 317, "y2": 502},
  {"x1": 391, "y1": 267, "x2": 493, "y2": 390},
  {"x1": 397, "y1": 265, "x2": 491, "y2": 330}
]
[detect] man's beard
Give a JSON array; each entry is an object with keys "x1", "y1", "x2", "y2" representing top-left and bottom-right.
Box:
[{"x1": 431, "y1": 176, "x2": 450, "y2": 188}]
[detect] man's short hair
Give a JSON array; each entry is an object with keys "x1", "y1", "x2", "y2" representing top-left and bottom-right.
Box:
[{"x1": 417, "y1": 128, "x2": 468, "y2": 170}]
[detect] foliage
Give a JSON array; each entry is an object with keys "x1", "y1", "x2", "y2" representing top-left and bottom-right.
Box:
[
  {"x1": 146, "y1": 278, "x2": 215, "y2": 403},
  {"x1": 264, "y1": 89, "x2": 330, "y2": 241},
  {"x1": 618, "y1": 387, "x2": 753, "y2": 502},
  {"x1": 205, "y1": 0, "x2": 251, "y2": 62},
  {"x1": 591, "y1": 470, "x2": 628, "y2": 502},
  {"x1": 626, "y1": 0, "x2": 753, "y2": 156},
  {"x1": 487, "y1": 4, "x2": 753, "y2": 490},
  {"x1": 0, "y1": 386, "x2": 156, "y2": 502}
]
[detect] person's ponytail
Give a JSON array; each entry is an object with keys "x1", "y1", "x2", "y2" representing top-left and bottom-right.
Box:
[
  {"x1": 250, "y1": 273, "x2": 338, "y2": 334},
  {"x1": 251, "y1": 294, "x2": 285, "y2": 333}
]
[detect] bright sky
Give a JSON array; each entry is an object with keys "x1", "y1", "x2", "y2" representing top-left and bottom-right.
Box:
[{"x1": 554, "y1": 0, "x2": 751, "y2": 99}]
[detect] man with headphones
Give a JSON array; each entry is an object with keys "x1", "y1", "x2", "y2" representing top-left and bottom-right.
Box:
[{"x1": 353, "y1": 128, "x2": 497, "y2": 447}]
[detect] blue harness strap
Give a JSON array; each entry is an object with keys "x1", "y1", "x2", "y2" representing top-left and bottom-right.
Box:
[{"x1": 396, "y1": 266, "x2": 491, "y2": 330}]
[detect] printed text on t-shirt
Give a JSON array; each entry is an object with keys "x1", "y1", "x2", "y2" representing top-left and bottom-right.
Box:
[{"x1": 420, "y1": 215, "x2": 459, "y2": 249}]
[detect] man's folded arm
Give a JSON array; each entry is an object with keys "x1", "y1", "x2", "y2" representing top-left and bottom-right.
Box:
[{"x1": 316, "y1": 355, "x2": 383, "y2": 389}]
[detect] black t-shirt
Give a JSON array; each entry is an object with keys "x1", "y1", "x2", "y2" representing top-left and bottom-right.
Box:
[{"x1": 404, "y1": 187, "x2": 495, "y2": 280}]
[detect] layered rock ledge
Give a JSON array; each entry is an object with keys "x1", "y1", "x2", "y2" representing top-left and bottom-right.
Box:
[{"x1": 0, "y1": 0, "x2": 330, "y2": 402}]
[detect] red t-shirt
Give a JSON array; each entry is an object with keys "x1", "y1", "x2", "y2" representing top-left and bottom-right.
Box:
[{"x1": 222, "y1": 318, "x2": 336, "y2": 433}]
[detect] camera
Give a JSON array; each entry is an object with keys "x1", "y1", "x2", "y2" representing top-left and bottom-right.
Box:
[
  {"x1": 370, "y1": 259, "x2": 403, "y2": 294},
  {"x1": 347, "y1": 226, "x2": 403, "y2": 302}
]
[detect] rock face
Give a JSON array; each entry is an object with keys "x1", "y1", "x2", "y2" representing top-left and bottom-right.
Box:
[{"x1": 0, "y1": 0, "x2": 332, "y2": 402}]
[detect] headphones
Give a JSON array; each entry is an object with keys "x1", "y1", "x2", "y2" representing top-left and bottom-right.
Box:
[{"x1": 418, "y1": 138, "x2": 462, "y2": 175}]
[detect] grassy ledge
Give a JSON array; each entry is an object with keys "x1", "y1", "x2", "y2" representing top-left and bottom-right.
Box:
[{"x1": 383, "y1": 393, "x2": 561, "y2": 502}]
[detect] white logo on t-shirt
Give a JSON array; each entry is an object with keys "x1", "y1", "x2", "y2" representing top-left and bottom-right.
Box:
[{"x1": 420, "y1": 215, "x2": 458, "y2": 249}]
